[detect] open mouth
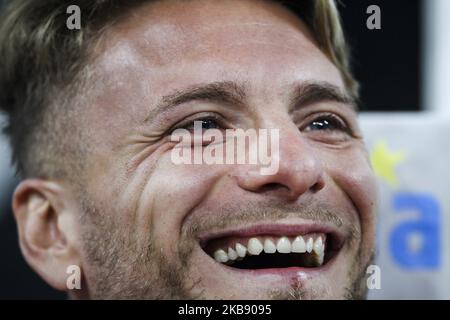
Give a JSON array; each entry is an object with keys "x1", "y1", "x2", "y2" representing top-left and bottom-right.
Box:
[{"x1": 200, "y1": 229, "x2": 343, "y2": 271}]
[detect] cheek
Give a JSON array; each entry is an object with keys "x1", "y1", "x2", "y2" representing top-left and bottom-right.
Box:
[
  {"x1": 84, "y1": 144, "x2": 224, "y2": 249},
  {"x1": 324, "y1": 147, "x2": 378, "y2": 252},
  {"x1": 138, "y1": 153, "x2": 229, "y2": 251}
]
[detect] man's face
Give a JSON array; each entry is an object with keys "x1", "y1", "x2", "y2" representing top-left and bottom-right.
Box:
[{"x1": 75, "y1": 0, "x2": 377, "y2": 299}]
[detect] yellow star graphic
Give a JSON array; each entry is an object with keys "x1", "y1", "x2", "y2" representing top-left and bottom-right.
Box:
[{"x1": 370, "y1": 140, "x2": 406, "y2": 187}]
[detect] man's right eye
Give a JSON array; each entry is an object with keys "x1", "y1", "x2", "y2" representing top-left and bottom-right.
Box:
[
  {"x1": 169, "y1": 116, "x2": 227, "y2": 147},
  {"x1": 170, "y1": 115, "x2": 225, "y2": 135},
  {"x1": 184, "y1": 118, "x2": 221, "y2": 131}
]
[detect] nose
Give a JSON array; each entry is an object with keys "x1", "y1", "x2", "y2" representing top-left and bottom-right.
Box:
[{"x1": 235, "y1": 128, "x2": 325, "y2": 201}]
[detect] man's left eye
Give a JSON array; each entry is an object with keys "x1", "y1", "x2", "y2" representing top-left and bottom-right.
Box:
[{"x1": 305, "y1": 114, "x2": 349, "y2": 133}]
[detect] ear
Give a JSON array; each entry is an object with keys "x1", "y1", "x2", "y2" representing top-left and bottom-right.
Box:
[{"x1": 12, "y1": 179, "x2": 83, "y2": 293}]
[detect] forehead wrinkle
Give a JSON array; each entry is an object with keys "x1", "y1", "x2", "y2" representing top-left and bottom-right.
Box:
[{"x1": 138, "y1": 24, "x2": 313, "y2": 66}]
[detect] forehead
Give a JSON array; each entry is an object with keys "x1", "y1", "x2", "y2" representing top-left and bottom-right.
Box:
[
  {"x1": 89, "y1": 0, "x2": 344, "y2": 121},
  {"x1": 109, "y1": 0, "x2": 316, "y2": 62}
]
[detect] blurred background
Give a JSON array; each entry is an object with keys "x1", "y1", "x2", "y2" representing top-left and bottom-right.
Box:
[{"x1": 0, "y1": 0, "x2": 449, "y2": 299}]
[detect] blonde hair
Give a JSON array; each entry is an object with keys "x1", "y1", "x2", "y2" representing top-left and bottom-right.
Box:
[
  {"x1": 311, "y1": 0, "x2": 358, "y2": 98},
  {"x1": 280, "y1": 0, "x2": 358, "y2": 98}
]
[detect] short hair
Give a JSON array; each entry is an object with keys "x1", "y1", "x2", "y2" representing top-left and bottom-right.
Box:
[{"x1": 0, "y1": 0, "x2": 358, "y2": 180}]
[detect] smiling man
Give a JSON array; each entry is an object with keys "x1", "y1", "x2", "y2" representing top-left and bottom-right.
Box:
[{"x1": 0, "y1": 0, "x2": 377, "y2": 299}]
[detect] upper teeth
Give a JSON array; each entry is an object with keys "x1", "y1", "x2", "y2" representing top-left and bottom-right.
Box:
[
  {"x1": 235, "y1": 243, "x2": 247, "y2": 257},
  {"x1": 276, "y1": 237, "x2": 291, "y2": 254},
  {"x1": 227, "y1": 247, "x2": 238, "y2": 260},
  {"x1": 212, "y1": 234, "x2": 326, "y2": 264},
  {"x1": 292, "y1": 236, "x2": 306, "y2": 253},
  {"x1": 248, "y1": 238, "x2": 264, "y2": 255},
  {"x1": 263, "y1": 239, "x2": 277, "y2": 254},
  {"x1": 306, "y1": 237, "x2": 314, "y2": 253},
  {"x1": 214, "y1": 249, "x2": 229, "y2": 263}
]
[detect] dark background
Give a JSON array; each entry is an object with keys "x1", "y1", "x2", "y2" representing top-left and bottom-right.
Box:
[
  {"x1": 0, "y1": 0, "x2": 422, "y2": 299},
  {"x1": 340, "y1": 0, "x2": 422, "y2": 112}
]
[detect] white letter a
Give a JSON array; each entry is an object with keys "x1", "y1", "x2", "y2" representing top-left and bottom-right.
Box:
[
  {"x1": 66, "y1": 5, "x2": 81, "y2": 30},
  {"x1": 366, "y1": 5, "x2": 381, "y2": 30}
]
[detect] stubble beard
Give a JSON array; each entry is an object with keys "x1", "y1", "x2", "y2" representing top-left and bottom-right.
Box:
[{"x1": 77, "y1": 194, "x2": 372, "y2": 300}]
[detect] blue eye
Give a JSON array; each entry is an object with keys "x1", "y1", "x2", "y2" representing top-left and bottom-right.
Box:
[
  {"x1": 196, "y1": 118, "x2": 220, "y2": 130},
  {"x1": 171, "y1": 116, "x2": 223, "y2": 134},
  {"x1": 170, "y1": 116, "x2": 225, "y2": 146},
  {"x1": 306, "y1": 115, "x2": 348, "y2": 132}
]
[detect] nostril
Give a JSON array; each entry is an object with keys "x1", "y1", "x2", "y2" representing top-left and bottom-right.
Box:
[
  {"x1": 258, "y1": 183, "x2": 302, "y2": 201},
  {"x1": 258, "y1": 183, "x2": 287, "y2": 193},
  {"x1": 310, "y1": 174, "x2": 325, "y2": 193},
  {"x1": 310, "y1": 181, "x2": 324, "y2": 193}
]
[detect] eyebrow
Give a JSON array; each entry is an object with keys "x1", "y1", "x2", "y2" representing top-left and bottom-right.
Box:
[
  {"x1": 144, "y1": 80, "x2": 356, "y2": 123},
  {"x1": 288, "y1": 81, "x2": 357, "y2": 113},
  {"x1": 144, "y1": 81, "x2": 246, "y2": 123}
]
